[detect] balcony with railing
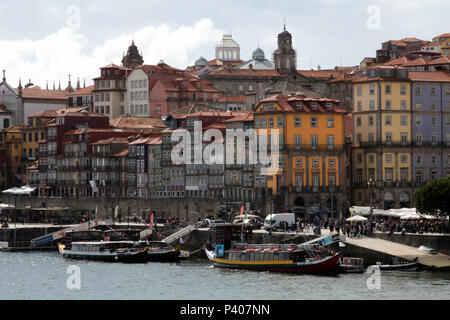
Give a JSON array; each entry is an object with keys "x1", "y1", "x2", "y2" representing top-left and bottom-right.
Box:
[{"x1": 285, "y1": 144, "x2": 344, "y2": 152}]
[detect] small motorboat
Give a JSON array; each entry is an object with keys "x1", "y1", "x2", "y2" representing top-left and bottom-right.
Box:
[
  {"x1": 372, "y1": 257, "x2": 420, "y2": 271},
  {"x1": 418, "y1": 246, "x2": 438, "y2": 255}
]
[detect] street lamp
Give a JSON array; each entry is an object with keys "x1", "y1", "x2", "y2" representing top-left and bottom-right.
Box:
[{"x1": 367, "y1": 178, "x2": 375, "y2": 215}]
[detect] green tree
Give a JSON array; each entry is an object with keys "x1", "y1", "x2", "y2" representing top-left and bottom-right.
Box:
[{"x1": 414, "y1": 177, "x2": 450, "y2": 217}]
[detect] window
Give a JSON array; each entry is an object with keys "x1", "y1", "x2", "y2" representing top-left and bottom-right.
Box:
[
  {"x1": 401, "y1": 100, "x2": 407, "y2": 110},
  {"x1": 400, "y1": 84, "x2": 407, "y2": 95},
  {"x1": 357, "y1": 153, "x2": 362, "y2": 164},
  {"x1": 416, "y1": 155, "x2": 422, "y2": 165},
  {"x1": 430, "y1": 86, "x2": 437, "y2": 96},
  {"x1": 401, "y1": 133, "x2": 408, "y2": 143},
  {"x1": 401, "y1": 155, "x2": 407, "y2": 163},
  {"x1": 385, "y1": 168, "x2": 393, "y2": 181},
  {"x1": 357, "y1": 101, "x2": 362, "y2": 111},
  {"x1": 431, "y1": 117, "x2": 437, "y2": 127},
  {"x1": 385, "y1": 100, "x2": 391, "y2": 110},
  {"x1": 310, "y1": 135, "x2": 318, "y2": 150},
  {"x1": 386, "y1": 154, "x2": 392, "y2": 164},
  {"x1": 431, "y1": 134, "x2": 437, "y2": 144},
  {"x1": 356, "y1": 133, "x2": 362, "y2": 143},
  {"x1": 369, "y1": 100, "x2": 375, "y2": 110},
  {"x1": 368, "y1": 116, "x2": 374, "y2": 126},
  {"x1": 327, "y1": 135, "x2": 335, "y2": 150},
  {"x1": 327, "y1": 117, "x2": 334, "y2": 128},
  {"x1": 430, "y1": 102, "x2": 437, "y2": 111},
  {"x1": 415, "y1": 86, "x2": 422, "y2": 96},
  {"x1": 416, "y1": 116, "x2": 422, "y2": 126},
  {"x1": 368, "y1": 154, "x2": 374, "y2": 163},
  {"x1": 415, "y1": 102, "x2": 422, "y2": 111},
  {"x1": 311, "y1": 103, "x2": 318, "y2": 110},
  {"x1": 400, "y1": 115, "x2": 407, "y2": 126},
  {"x1": 369, "y1": 84, "x2": 375, "y2": 95},
  {"x1": 312, "y1": 159, "x2": 320, "y2": 168},
  {"x1": 385, "y1": 116, "x2": 392, "y2": 126},
  {"x1": 431, "y1": 155, "x2": 437, "y2": 165},
  {"x1": 328, "y1": 158, "x2": 335, "y2": 167},
  {"x1": 295, "y1": 158, "x2": 303, "y2": 167},
  {"x1": 294, "y1": 135, "x2": 302, "y2": 149},
  {"x1": 385, "y1": 132, "x2": 392, "y2": 142},
  {"x1": 368, "y1": 132, "x2": 374, "y2": 142},
  {"x1": 277, "y1": 117, "x2": 283, "y2": 127},
  {"x1": 268, "y1": 117, "x2": 274, "y2": 128},
  {"x1": 357, "y1": 86, "x2": 362, "y2": 96},
  {"x1": 326, "y1": 103, "x2": 332, "y2": 110},
  {"x1": 310, "y1": 116, "x2": 318, "y2": 128},
  {"x1": 385, "y1": 84, "x2": 391, "y2": 95},
  {"x1": 356, "y1": 117, "x2": 361, "y2": 127}
]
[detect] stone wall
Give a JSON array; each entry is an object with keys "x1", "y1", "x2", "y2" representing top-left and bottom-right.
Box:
[
  {"x1": 0, "y1": 195, "x2": 226, "y2": 221},
  {"x1": 372, "y1": 232, "x2": 450, "y2": 256}
]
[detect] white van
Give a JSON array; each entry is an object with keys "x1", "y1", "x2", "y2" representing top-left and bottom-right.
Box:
[{"x1": 264, "y1": 213, "x2": 295, "y2": 230}]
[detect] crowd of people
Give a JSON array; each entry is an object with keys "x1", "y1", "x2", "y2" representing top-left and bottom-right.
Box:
[{"x1": 291, "y1": 215, "x2": 449, "y2": 237}]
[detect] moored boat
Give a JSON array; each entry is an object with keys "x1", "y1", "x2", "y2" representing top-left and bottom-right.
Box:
[
  {"x1": 205, "y1": 225, "x2": 340, "y2": 274},
  {"x1": 145, "y1": 241, "x2": 181, "y2": 262},
  {"x1": 58, "y1": 241, "x2": 150, "y2": 263},
  {"x1": 205, "y1": 245, "x2": 340, "y2": 274},
  {"x1": 372, "y1": 257, "x2": 420, "y2": 271}
]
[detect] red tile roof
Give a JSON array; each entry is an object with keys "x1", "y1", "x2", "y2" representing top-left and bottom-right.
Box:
[
  {"x1": 110, "y1": 116, "x2": 167, "y2": 129},
  {"x1": 21, "y1": 87, "x2": 69, "y2": 100},
  {"x1": 257, "y1": 95, "x2": 345, "y2": 114},
  {"x1": 207, "y1": 68, "x2": 280, "y2": 77},
  {"x1": 225, "y1": 112, "x2": 254, "y2": 123},
  {"x1": 297, "y1": 70, "x2": 344, "y2": 79},
  {"x1": 91, "y1": 137, "x2": 131, "y2": 145},
  {"x1": 68, "y1": 85, "x2": 94, "y2": 96},
  {"x1": 408, "y1": 71, "x2": 450, "y2": 82}
]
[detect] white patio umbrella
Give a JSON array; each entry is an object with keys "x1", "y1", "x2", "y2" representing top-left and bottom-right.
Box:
[
  {"x1": 346, "y1": 215, "x2": 368, "y2": 222},
  {"x1": 400, "y1": 213, "x2": 421, "y2": 220}
]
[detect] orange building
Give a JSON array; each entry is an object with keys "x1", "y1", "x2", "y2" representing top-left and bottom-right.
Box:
[{"x1": 253, "y1": 94, "x2": 349, "y2": 218}]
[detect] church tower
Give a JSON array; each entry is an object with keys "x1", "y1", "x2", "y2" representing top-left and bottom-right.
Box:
[
  {"x1": 273, "y1": 25, "x2": 297, "y2": 75},
  {"x1": 122, "y1": 40, "x2": 144, "y2": 69}
]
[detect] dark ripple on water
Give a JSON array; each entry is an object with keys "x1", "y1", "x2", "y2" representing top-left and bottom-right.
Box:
[{"x1": 0, "y1": 252, "x2": 449, "y2": 300}]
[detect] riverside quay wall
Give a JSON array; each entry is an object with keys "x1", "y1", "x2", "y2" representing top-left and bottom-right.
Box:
[
  {"x1": 372, "y1": 232, "x2": 450, "y2": 256},
  {"x1": 0, "y1": 196, "x2": 229, "y2": 221}
]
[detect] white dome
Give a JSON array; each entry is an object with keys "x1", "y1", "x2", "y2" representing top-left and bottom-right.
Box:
[{"x1": 216, "y1": 35, "x2": 240, "y2": 48}]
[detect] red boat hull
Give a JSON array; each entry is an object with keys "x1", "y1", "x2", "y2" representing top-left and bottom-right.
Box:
[{"x1": 208, "y1": 251, "x2": 341, "y2": 275}]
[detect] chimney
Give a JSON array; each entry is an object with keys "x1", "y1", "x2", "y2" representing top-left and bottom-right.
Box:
[{"x1": 2, "y1": 70, "x2": 5, "y2": 83}]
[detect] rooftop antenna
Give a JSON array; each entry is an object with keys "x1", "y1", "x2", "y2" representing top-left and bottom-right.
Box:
[{"x1": 284, "y1": 17, "x2": 287, "y2": 31}]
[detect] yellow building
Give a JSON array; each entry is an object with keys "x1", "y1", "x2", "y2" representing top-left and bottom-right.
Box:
[
  {"x1": 1, "y1": 125, "x2": 23, "y2": 186},
  {"x1": 254, "y1": 94, "x2": 348, "y2": 218},
  {"x1": 432, "y1": 33, "x2": 450, "y2": 56},
  {"x1": 352, "y1": 66, "x2": 413, "y2": 209}
]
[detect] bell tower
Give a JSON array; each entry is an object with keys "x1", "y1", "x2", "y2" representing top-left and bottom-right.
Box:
[{"x1": 273, "y1": 24, "x2": 297, "y2": 75}]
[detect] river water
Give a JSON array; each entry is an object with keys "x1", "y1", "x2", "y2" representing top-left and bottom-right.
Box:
[{"x1": 0, "y1": 251, "x2": 449, "y2": 300}]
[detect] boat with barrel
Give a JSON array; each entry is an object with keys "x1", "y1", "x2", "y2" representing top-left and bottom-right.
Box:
[
  {"x1": 204, "y1": 224, "x2": 340, "y2": 274},
  {"x1": 57, "y1": 241, "x2": 150, "y2": 263}
]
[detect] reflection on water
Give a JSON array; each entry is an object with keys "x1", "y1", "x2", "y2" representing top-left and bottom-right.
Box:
[{"x1": 0, "y1": 252, "x2": 449, "y2": 300}]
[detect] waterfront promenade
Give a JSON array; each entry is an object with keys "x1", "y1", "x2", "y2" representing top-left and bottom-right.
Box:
[{"x1": 345, "y1": 236, "x2": 450, "y2": 270}]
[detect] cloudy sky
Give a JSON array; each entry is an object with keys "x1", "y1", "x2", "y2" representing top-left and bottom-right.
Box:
[{"x1": 0, "y1": 0, "x2": 448, "y2": 88}]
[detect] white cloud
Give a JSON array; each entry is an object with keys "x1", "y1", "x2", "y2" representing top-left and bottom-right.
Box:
[{"x1": 0, "y1": 18, "x2": 223, "y2": 88}]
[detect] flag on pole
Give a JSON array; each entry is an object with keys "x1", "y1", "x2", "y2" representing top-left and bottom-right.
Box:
[{"x1": 240, "y1": 206, "x2": 244, "y2": 215}]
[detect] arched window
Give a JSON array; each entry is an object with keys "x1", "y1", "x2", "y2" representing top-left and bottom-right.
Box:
[
  {"x1": 219, "y1": 50, "x2": 223, "y2": 59},
  {"x1": 233, "y1": 51, "x2": 237, "y2": 60}
]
